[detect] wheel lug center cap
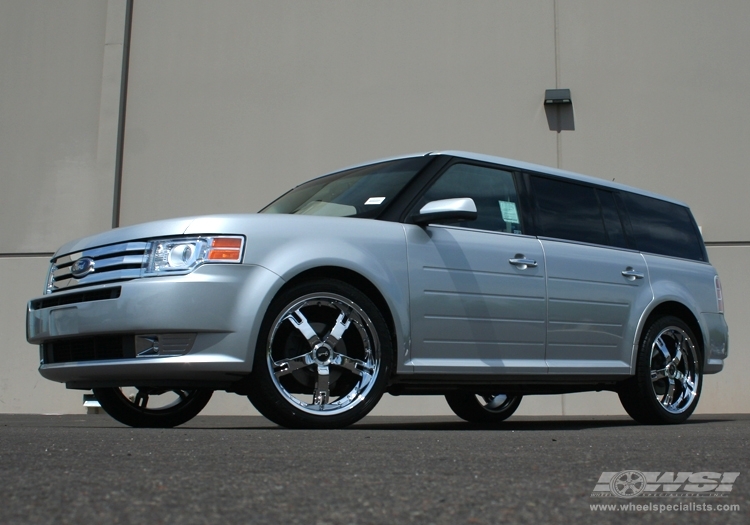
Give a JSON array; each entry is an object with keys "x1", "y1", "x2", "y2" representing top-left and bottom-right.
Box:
[
  {"x1": 666, "y1": 363, "x2": 676, "y2": 377},
  {"x1": 313, "y1": 343, "x2": 333, "y2": 364}
]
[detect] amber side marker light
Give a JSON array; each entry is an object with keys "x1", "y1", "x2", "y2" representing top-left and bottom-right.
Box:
[{"x1": 208, "y1": 237, "x2": 243, "y2": 261}]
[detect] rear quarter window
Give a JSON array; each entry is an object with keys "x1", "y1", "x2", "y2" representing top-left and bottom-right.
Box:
[{"x1": 620, "y1": 192, "x2": 706, "y2": 261}]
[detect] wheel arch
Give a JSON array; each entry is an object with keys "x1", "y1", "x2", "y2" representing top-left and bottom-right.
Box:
[
  {"x1": 271, "y1": 266, "x2": 399, "y2": 361},
  {"x1": 637, "y1": 301, "x2": 705, "y2": 363}
]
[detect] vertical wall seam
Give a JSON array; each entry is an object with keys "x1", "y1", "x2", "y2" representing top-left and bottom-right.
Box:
[
  {"x1": 553, "y1": 0, "x2": 562, "y2": 170},
  {"x1": 554, "y1": 0, "x2": 560, "y2": 89},
  {"x1": 112, "y1": 0, "x2": 133, "y2": 229},
  {"x1": 553, "y1": 1, "x2": 566, "y2": 417}
]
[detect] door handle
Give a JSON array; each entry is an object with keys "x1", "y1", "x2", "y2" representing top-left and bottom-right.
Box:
[
  {"x1": 509, "y1": 256, "x2": 537, "y2": 270},
  {"x1": 621, "y1": 267, "x2": 644, "y2": 281}
]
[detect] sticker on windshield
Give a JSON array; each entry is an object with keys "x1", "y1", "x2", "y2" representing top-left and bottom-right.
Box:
[
  {"x1": 499, "y1": 201, "x2": 519, "y2": 223},
  {"x1": 365, "y1": 197, "x2": 386, "y2": 205}
]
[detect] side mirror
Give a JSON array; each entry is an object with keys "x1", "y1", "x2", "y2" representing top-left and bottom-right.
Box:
[{"x1": 412, "y1": 197, "x2": 478, "y2": 226}]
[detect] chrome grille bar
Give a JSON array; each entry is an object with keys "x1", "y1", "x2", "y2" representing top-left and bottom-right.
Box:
[{"x1": 48, "y1": 242, "x2": 149, "y2": 293}]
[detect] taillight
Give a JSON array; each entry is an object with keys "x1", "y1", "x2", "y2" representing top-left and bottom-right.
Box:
[{"x1": 715, "y1": 275, "x2": 724, "y2": 314}]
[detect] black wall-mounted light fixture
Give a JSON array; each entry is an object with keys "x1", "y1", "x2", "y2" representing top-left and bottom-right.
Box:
[
  {"x1": 544, "y1": 89, "x2": 572, "y2": 105},
  {"x1": 544, "y1": 89, "x2": 574, "y2": 131}
]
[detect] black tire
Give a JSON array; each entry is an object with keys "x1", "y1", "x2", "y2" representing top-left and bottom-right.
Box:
[
  {"x1": 445, "y1": 392, "x2": 522, "y2": 424},
  {"x1": 93, "y1": 387, "x2": 213, "y2": 428},
  {"x1": 247, "y1": 278, "x2": 392, "y2": 429},
  {"x1": 618, "y1": 316, "x2": 702, "y2": 424}
]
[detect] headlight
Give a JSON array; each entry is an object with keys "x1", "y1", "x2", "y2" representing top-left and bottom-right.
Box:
[{"x1": 142, "y1": 236, "x2": 244, "y2": 277}]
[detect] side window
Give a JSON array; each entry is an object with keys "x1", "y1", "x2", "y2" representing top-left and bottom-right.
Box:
[
  {"x1": 530, "y1": 176, "x2": 607, "y2": 245},
  {"x1": 620, "y1": 192, "x2": 705, "y2": 261},
  {"x1": 597, "y1": 189, "x2": 628, "y2": 249},
  {"x1": 415, "y1": 164, "x2": 523, "y2": 233}
]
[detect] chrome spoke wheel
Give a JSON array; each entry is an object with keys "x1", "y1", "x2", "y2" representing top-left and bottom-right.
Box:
[
  {"x1": 249, "y1": 279, "x2": 392, "y2": 428},
  {"x1": 268, "y1": 292, "x2": 380, "y2": 416},
  {"x1": 648, "y1": 326, "x2": 700, "y2": 414},
  {"x1": 618, "y1": 315, "x2": 703, "y2": 424}
]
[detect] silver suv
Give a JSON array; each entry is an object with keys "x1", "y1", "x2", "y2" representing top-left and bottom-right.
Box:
[{"x1": 26, "y1": 151, "x2": 728, "y2": 428}]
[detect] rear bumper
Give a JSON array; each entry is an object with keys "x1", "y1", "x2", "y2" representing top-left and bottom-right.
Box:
[{"x1": 703, "y1": 312, "x2": 728, "y2": 374}]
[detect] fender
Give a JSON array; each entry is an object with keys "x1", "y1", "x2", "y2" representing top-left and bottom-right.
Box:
[
  {"x1": 629, "y1": 255, "x2": 716, "y2": 372},
  {"x1": 187, "y1": 214, "x2": 412, "y2": 369}
]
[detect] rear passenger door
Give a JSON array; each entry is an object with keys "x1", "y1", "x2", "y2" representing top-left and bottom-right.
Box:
[{"x1": 528, "y1": 175, "x2": 652, "y2": 375}]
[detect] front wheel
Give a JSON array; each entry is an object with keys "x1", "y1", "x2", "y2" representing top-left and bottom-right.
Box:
[
  {"x1": 247, "y1": 279, "x2": 392, "y2": 429},
  {"x1": 445, "y1": 392, "x2": 522, "y2": 424},
  {"x1": 93, "y1": 387, "x2": 213, "y2": 428},
  {"x1": 618, "y1": 316, "x2": 702, "y2": 424}
]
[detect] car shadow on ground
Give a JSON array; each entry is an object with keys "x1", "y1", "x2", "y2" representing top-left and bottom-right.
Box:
[
  {"x1": 195, "y1": 414, "x2": 738, "y2": 431},
  {"x1": 174, "y1": 414, "x2": 737, "y2": 431},
  {"x1": 1, "y1": 413, "x2": 739, "y2": 431},
  {"x1": 349, "y1": 416, "x2": 731, "y2": 432}
]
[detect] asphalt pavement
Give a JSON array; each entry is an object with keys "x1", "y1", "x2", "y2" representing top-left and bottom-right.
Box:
[{"x1": 0, "y1": 414, "x2": 747, "y2": 524}]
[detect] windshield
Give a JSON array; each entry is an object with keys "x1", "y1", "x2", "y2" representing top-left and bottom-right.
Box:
[{"x1": 260, "y1": 157, "x2": 429, "y2": 219}]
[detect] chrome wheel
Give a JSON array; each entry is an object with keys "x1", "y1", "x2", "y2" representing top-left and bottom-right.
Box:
[
  {"x1": 445, "y1": 392, "x2": 522, "y2": 424},
  {"x1": 618, "y1": 316, "x2": 702, "y2": 424},
  {"x1": 648, "y1": 325, "x2": 700, "y2": 414},
  {"x1": 268, "y1": 292, "x2": 380, "y2": 415},
  {"x1": 248, "y1": 279, "x2": 392, "y2": 428},
  {"x1": 93, "y1": 387, "x2": 212, "y2": 428}
]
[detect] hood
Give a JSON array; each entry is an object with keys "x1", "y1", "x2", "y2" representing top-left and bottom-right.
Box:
[
  {"x1": 54, "y1": 216, "x2": 200, "y2": 257},
  {"x1": 53, "y1": 212, "x2": 403, "y2": 259}
]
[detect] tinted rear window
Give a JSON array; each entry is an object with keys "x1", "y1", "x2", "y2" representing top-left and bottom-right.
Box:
[
  {"x1": 530, "y1": 176, "x2": 608, "y2": 245},
  {"x1": 620, "y1": 193, "x2": 705, "y2": 261}
]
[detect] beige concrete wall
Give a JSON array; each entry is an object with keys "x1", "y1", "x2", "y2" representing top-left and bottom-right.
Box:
[
  {"x1": 0, "y1": 0, "x2": 116, "y2": 251},
  {"x1": 0, "y1": 258, "x2": 84, "y2": 413},
  {"x1": 0, "y1": 0, "x2": 125, "y2": 413},
  {"x1": 556, "y1": 0, "x2": 750, "y2": 244},
  {"x1": 1, "y1": 1, "x2": 746, "y2": 416},
  {"x1": 698, "y1": 246, "x2": 750, "y2": 413},
  {"x1": 119, "y1": 0, "x2": 557, "y2": 226}
]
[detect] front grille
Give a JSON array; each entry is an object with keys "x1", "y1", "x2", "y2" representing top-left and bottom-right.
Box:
[
  {"x1": 42, "y1": 336, "x2": 135, "y2": 364},
  {"x1": 31, "y1": 287, "x2": 121, "y2": 310},
  {"x1": 48, "y1": 242, "x2": 148, "y2": 293}
]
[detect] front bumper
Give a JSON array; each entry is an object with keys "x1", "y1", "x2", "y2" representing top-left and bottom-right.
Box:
[{"x1": 27, "y1": 264, "x2": 283, "y2": 387}]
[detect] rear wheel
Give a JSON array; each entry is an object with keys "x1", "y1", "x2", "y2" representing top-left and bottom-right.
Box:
[
  {"x1": 93, "y1": 387, "x2": 212, "y2": 428},
  {"x1": 618, "y1": 316, "x2": 702, "y2": 424},
  {"x1": 247, "y1": 279, "x2": 392, "y2": 429},
  {"x1": 445, "y1": 392, "x2": 522, "y2": 424}
]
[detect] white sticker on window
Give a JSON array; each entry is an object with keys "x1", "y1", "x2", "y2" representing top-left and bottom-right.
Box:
[
  {"x1": 499, "y1": 201, "x2": 519, "y2": 223},
  {"x1": 365, "y1": 197, "x2": 386, "y2": 205}
]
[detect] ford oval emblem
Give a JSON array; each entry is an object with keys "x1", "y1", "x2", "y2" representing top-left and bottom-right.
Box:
[{"x1": 70, "y1": 257, "x2": 95, "y2": 279}]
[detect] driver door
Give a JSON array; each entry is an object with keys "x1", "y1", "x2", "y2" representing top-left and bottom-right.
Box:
[{"x1": 405, "y1": 163, "x2": 547, "y2": 376}]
